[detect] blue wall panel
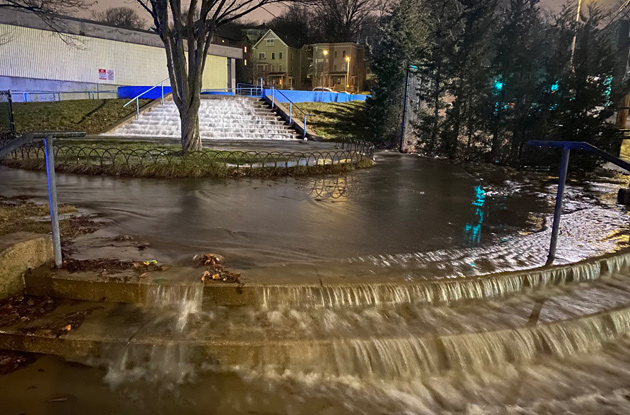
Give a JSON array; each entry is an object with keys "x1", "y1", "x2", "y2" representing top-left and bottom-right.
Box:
[
  {"x1": 118, "y1": 86, "x2": 172, "y2": 100},
  {"x1": 262, "y1": 89, "x2": 368, "y2": 103}
]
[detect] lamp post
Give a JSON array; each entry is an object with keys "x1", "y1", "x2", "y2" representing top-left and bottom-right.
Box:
[
  {"x1": 569, "y1": 0, "x2": 583, "y2": 66},
  {"x1": 345, "y1": 56, "x2": 351, "y2": 91},
  {"x1": 322, "y1": 49, "x2": 329, "y2": 88}
]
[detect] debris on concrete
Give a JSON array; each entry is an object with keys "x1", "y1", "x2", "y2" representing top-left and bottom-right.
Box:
[
  {"x1": 0, "y1": 295, "x2": 56, "y2": 327},
  {"x1": 19, "y1": 307, "x2": 103, "y2": 338},
  {"x1": 61, "y1": 258, "x2": 166, "y2": 275},
  {"x1": 196, "y1": 253, "x2": 240, "y2": 283}
]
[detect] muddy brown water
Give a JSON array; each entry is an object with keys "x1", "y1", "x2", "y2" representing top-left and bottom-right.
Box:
[
  {"x1": 0, "y1": 152, "x2": 616, "y2": 269},
  {"x1": 2, "y1": 152, "x2": 630, "y2": 414}
]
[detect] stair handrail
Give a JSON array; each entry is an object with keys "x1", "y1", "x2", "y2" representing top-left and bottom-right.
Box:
[
  {"x1": 527, "y1": 140, "x2": 630, "y2": 266},
  {"x1": 123, "y1": 78, "x2": 170, "y2": 119},
  {"x1": 268, "y1": 87, "x2": 314, "y2": 139}
]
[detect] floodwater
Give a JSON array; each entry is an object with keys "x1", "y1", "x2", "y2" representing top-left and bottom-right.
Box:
[
  {"x1": 2, "y1": 151, "x2": 630, "y2": 414},
  {"x1": 1, "y1": 152, "x2": 627, "y2": 274}
]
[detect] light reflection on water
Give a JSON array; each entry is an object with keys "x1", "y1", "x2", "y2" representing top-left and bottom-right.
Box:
[
  {"x1": 464, "y1": 185, "x2": 486, "y2": 245},
  {"x1": 1, "y1": 154, "x2": 630, "y2": 413}
]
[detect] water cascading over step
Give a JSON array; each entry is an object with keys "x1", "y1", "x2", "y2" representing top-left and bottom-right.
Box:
[
  {"x1": 103, "y1": 282, "x2": 204, "y2": 387},
  {"x1": 104, "y1": 97, "x2": 299, "y2": 140}
]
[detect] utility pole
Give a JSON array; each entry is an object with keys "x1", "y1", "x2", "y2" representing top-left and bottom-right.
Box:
[
  {"x1": 399, "y1": 65, "x2": 411, "y2": 153},
  {"x1": 569, "y1": 0, "x2": 583, "y2": 67}
]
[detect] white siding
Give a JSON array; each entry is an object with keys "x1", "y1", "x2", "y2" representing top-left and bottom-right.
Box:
[{"x1": 0, "y1": 24, "x2": 227, "y2": 89}]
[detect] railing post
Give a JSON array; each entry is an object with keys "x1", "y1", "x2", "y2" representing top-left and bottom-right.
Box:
[
  {"x1": 161, "y1": 82, "x2": 164, "y2": 104},
  {"x1": 303, "y1": 115, "x2": 307, "y2": 139},
  {"x1": 23, "y1": 93, "x2": 28, "y2": 103},
  {"x1": 136, "y1": 99, "x2": 139, "y2": 119},
  {"x1": 272, "y1": 86, "x2": 275, "y2": 109},
  {"x1": 7, "y1": 91, "x2": 15, "y2": 133},
  {"x1": 546, "y1": 147, "x2": 571, "y2": 266},
  {"x1": 289, "y1": 103, "x2": 292, "y2": 125},
  {"x1": 44, "y1": 135, "x2": 62, "y2": 268}
]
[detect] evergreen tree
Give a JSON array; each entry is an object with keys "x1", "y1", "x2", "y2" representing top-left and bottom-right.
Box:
[
  {"x1": 543, "y1": 4, "x2": 626, "y2": 170},
  {"x1": 365, "y1": 0, "x2": 429, "y2": 147},
  {"x1": 489, "y1": 0, "x2": 548, "y2": 163}
]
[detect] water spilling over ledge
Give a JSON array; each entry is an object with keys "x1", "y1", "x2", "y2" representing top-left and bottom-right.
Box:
[
  {"x1": 104, "y1": 97, "x2": 299, "y2": 141},
  {"x1": 3, "y1": 151, "x2": 630, "y2": 412},
  {"x1": 257, "y1": 252, "x2": 629, "y2": 309}
]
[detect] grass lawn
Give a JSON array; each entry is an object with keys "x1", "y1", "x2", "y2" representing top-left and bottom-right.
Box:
[
  {"x1": 13, "y1": 99, "x2": 151, "y2": 135},
  {"x1": 289, "y1": 101, "x2": 369, "y2": 141},
  {"x1": 621, "y1": 139, "x2": 630, "y2": 161}
]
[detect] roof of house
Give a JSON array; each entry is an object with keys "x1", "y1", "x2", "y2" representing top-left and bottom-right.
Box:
[{"x1": 253, "y1": 29, "x2": 301, "y2": 50}]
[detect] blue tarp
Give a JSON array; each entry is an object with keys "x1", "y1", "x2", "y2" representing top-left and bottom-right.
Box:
[
  {"x1": 117, "y1": 86, "x2": 172, "y2": 100},
  {"x1": 262, "y1": 89, "x2": 369, "y2": 103},
  {"x1": 201, "y1": 91, "x2": 235, "y2": 96},
  {"x1": 118, "y1": 86, "x2": 369, "y2": 102}
]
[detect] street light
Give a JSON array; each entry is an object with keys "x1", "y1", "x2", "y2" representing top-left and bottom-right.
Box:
[
  {"x1": 322, "y1": 49, "x2": 329, "y2": 88},
  {"x1": 345, "y1": 56, "x2": 351, "y2": 90},
  {"x1": 570, "y1": 0, "x2": 583, "y2": 66}
]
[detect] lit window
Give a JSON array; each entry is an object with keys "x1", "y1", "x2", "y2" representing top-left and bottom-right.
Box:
[
  {"x1": 244, "y1": 46, "x2": 247, "y2": 53},
  {"x1": 244, "y1": 59, "x2": 247, "y2": 66}
]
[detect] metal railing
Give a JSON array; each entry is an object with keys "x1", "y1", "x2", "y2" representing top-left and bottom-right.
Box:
[
  {"x1": 124, "y1": 78, "x2": 170, "y2": 119},
  {"x1": 1, "y1": 131, "x2": 86, "y2": 269},
  {"x1": 3, "y1": 137, "x2": 374, "y2": 176},
  {"x1": 0, "y1": 91, "x2": 14, "y2": 136},
  {"x1": 527, "y1": 140, "x2": 630, "y2": 265},
  {"x1": 235, "y1": 83, "x2": 263, "y2": 97},
  {"x1": 200, "y1": 83, "x2": 264, "y2": 97},
  {"x1": 13, "y1": 90, "x2": 117, "y2": 102},
  {"x1": 267, "y1": 87, "x2": 315, "y2": 139}
]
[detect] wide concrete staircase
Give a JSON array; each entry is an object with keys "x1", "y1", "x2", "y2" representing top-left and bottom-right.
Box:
[
  {"x1": 103, "y1": 96, "x2": 299, "y2": 141},
  {"x1": 5, "y1": 252, "x2": 630, "y2": 411}
]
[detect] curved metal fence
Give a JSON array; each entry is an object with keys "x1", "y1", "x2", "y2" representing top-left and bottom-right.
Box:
[{"x1": 3, "y1": 138, "x2": 375, "y2": 177}]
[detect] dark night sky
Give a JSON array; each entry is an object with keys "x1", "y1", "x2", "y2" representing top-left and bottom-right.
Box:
[{"x1": 87, "y1": 0, "x2": 621, "y2": 24}]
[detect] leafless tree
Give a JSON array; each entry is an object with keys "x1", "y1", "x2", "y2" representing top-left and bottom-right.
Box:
[
  {"x1": 311, "y1": 0, "x2": 380, "y2": 42},
  {"x1": 0, "y1": 0, "x2": 95, "y2": 32},
  {"x1": 136, "y1": 0, "x2": 285, "y2": 152},
  {"x1": 92, "y1": 7, "x2": 147, "y2": 30}
]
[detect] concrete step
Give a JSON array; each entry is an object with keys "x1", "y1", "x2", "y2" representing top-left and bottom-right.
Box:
[
  {"x1": 1, "y1": 294, "x2": 630, "y2": 379},
  {"x1": 24, "y1": 252, "x2": 629, "y2": 308}
]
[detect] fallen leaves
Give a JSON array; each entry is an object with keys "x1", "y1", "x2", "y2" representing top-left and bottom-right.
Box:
[
  {"x1": 62, "y1": 258, "x2": 167, "y2": 275},
  {"x1": 195, "y1": 253, "x2": 240, "y2": 284}
]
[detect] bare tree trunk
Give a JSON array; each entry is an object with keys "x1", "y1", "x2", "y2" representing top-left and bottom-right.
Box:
[
  {"x1": 180, "y1": 98, "x2": 202, "y2": 152},
  {"x1": 139, "y1": 0, "x2": 278, "y2": 153}
]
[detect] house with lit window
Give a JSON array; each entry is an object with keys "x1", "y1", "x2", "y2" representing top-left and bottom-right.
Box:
[
  {"x1": 251, "y1": 29, "x2": 307, "y2": 89},
  {"x1": 309, "y1": 43, "x2": 366, "y2": 92}
]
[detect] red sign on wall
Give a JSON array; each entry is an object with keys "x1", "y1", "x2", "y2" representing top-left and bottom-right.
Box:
[{"x1": 98, "y1": 69, "x2": 107, "y2": 80}]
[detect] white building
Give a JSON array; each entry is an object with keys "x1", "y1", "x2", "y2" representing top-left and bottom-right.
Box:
[{"x1": 0, "y1": 10, "x2": 242, "y2": 102}]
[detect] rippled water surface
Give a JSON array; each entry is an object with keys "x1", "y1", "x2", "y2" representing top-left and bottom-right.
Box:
[
  {"x1": 1, "y1": 152, "x2": 628, "y2": 274},
  {"x1": 2, "y1": 152, "x2": 630, "y2": 414}
]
